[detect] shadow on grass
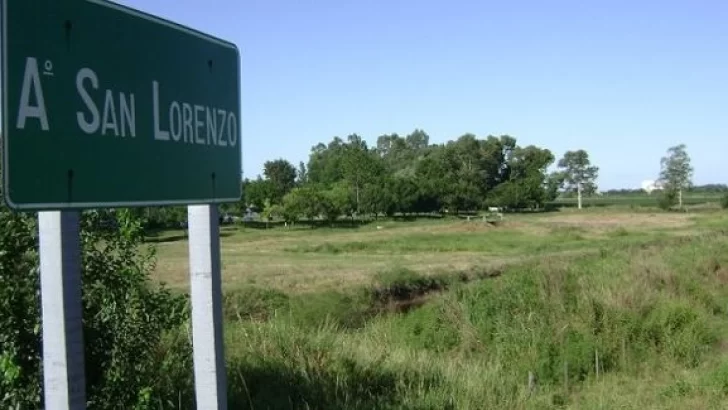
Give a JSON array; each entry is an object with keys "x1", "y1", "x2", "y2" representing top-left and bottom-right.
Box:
[
  {"x1": 241, "y1": 219, "x2": 376, "y2": 230},
  {"x1": 144, "y1": 231, "x2": 235, "y2": 244},
  {"x1": 386, "y1": 214, "x2": 444, "y2": 222},
  {"x1": 226, "y1": 358, "x2": 444, "y2": 410},
  {"x1": 241, "y1": 213, "x2": 449, "y2": 230}
]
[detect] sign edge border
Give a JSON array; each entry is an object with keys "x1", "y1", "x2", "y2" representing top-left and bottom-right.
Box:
[{"x1": 2, "y1": 0, "x2": 243, "y2": 211}]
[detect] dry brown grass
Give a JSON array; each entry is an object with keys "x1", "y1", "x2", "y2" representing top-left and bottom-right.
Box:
[
  {"x1": 539, "y1": 211, "x2": 693, "y2": 229},
  {"x1": 150, "y1": 210, "x2": 724, "y2": 293}
]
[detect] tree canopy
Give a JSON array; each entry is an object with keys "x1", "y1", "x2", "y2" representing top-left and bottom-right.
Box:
[
  {"x1": 557, "y1": 150, "x2": 599, "y2": 209},
  {"x1": 238, "y1": 130, "x2": 597, "y2": 220},
  {"x1": 658, "y1": 144, "x2": 693, "y2": 208}
]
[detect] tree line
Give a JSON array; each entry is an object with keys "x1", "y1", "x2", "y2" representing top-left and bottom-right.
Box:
[
  {"x1": 604, "y1": 184, "x2": 725, "y2": 195},
  {"x1": 0, "y1": 132, "x2": 704, "y2": 229},
  {"x1": 239, "y1": 130, "x2": 601, "y2": 222}
]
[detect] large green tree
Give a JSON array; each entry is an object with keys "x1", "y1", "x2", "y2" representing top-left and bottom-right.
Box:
[
  {"x1": 243, "y1": 177, "x2": 275, "y2": 210},
  {"x1": 340, "y1": 134, "x2": 385, "y2": 213},
  {"x1": 263, "y1": 158, "x2": 297, "y2": 204},
  {"x1": 491, "y1": 145, "x2": 555, "y2": 209},
  {"x1": 360, "y1": 179, "x2": 394, "y2": 217},
  {"x1": 321, "y1": 181, "x2": 355, "y2": 223},
  {"x1": 273, "y1": 130, "x2": 569, "y2": 220},
  {"x1": 307, "y1": 137, "x2": 347, "y2": 186},
  {"x1": 283, "y1": 185, "x2": 322, "y2": 222},
  {"x1": 296, "y1": 161, "x2": 308, "y2": 185},
  {"x1": 658, "y1": 144, "x2": 693, "y2": 209},
  {"x1": 376, "y1": 129, "x2": 430, "y2": 177},
  {"x1": 307, "y1": 134, "x2": 385, "y2": 214},
  {"x1": 414, "y1": 147, "x2": 449, "y2": 212},
  {"x1": 545, "y1": 171, "x2": 566, "y2": 202},
  {"x1": 557, "y1": 150, "x2": 599, "y2": 209}
]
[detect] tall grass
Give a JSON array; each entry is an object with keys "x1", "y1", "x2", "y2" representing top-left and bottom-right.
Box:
[{"x1": 215, "y1": 233, "x2": 728, "y2": 409}]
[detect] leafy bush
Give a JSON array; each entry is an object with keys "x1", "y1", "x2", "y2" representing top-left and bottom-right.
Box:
[
  {"x1": 0, "y1": 208, "x2": 192, "y2": 409},
  {"x1": 721, "y1": 193, "x2": 728, "y2": 209},
  {"x1": 141, "y1": 206, "x2": 187, "y2": 230},
  {"x1": 658, "y1": 190, "x2": 678, "y2": 210},
  {"x1": 0, "y1": 211, "x2": 42, "y2": 406},
  {"x1": 81, "y1": 210, "x2": 191, "y2": 408}
]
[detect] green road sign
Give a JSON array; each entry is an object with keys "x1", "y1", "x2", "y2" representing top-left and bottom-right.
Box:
[{"x1": 2, "y1": 0, "x2": 242, "y2": 210}]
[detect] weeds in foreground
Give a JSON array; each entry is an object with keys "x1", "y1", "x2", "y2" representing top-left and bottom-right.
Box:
[
  {"x1": 6, "y1": 215, "x2": 728, "y2": 409},
  {"x1": 218, "y1": 233, "x2": 728, "y2": 409}
]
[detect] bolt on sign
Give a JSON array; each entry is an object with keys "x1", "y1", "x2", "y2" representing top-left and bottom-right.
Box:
[{"x1": 3, "y1": 0, "x2": 242, "y2": 210}]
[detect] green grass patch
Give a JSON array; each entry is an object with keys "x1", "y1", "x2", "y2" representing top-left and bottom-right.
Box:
[
  {"x1": 549, "y1": 193, "x2": 722, "y2": 209},
  {"x1": 284, "y1": 230, "x2": 596, "y2": 255},
  {"x1": 216, "y1": 231, "x2": 728, "y2": 409},
  {"x1": 283, "y1": 226, "x2": 680, "y2": 258},
  {"x1": 223, "y1": 286, "x2": 290, "y2": 321}
]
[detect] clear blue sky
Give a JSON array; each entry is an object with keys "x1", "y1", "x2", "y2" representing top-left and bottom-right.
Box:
[{"x1": 119, "y1": 0, "x2": 727, "y2": 190}]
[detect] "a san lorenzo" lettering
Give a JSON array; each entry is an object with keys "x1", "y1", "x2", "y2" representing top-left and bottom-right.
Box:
[{"x1": 13, "y1": 58, "x2": 238, "y2": 149}]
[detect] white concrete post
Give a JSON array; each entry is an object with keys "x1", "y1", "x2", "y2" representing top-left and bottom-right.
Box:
[
  {"x1": 38, "y1": 210, "x2": 86, "y2": 410},
  {"x1": 188, "y1": 204, "x2": 227, "y2": 409}
]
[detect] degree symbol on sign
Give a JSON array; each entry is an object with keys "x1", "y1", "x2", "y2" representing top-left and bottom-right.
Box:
[{"x1": 43, "y1": 60, "x2": 54, "y2": 77}]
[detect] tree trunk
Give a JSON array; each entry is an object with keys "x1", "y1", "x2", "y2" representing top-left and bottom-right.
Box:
[
  {"x1": 577, "y1": 183, "x2": 583, "y2": 210},
  {"x1": 354, "y1": 172, "x2": 361, "y2": 214},
  {"x1": 679, "y1": 189, "x2": 683, "y2": 209},
  {"x1": 356, "y1": 184, "x2": 360, "y2": 213}
]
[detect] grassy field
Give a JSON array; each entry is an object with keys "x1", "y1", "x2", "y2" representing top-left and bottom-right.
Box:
[
  {"x1": 149, "y1": 206, "x2": 728, "y2": 409},
  {"x1": 548, "y1": 192, "x2": 724, "y2": 208},
  {"x1": 151, "y1": 206, "x2": 722, "y2": 293}
]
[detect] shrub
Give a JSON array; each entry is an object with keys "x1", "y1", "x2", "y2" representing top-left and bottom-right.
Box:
[
  {"x1": 658, "y1": 190, "x2": 678, "y2": 210},
  {"x1": 0, "y1": 211, "x2": 42, "y2": 406},
  {"x1": 0, "y1": 208, "x2": 192, "y2": 409},
  {"x1": 81, "y1": 210, "x2": 191, "y2": 408},
  {"x1": 720, "y1": 193, "x2": 728, "y2": 210}
]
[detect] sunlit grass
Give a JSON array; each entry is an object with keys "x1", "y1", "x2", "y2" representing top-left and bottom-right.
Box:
[
  {"x1": 150, "y1": 209, "x2": 724, "y2": 293},
  {"x1": 218, "y1": 229, "x2": 728, "y2": 409}
]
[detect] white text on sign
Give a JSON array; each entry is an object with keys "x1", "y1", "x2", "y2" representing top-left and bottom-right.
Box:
[{"x1": 14, "y1": 57, "x2": 238, "y2": 149}]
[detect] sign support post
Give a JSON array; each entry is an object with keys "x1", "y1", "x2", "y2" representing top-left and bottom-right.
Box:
[
  {"x1": 188, "y1": 204, "x2": 227, "y2": 409},
  {"x1": 38, "y1": 210, "x2": 86, "y2": 410},
  {"x1": 4, "y1": 2, "x2": 240, "y2": 407}
]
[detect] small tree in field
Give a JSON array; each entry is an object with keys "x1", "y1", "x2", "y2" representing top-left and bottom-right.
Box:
[
  {"x1": 658, "y1": 144, "x2": 693, "y2": 209},
  {"x1": 557, "y1": 150, "x2": 599, "y2": 210}
]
